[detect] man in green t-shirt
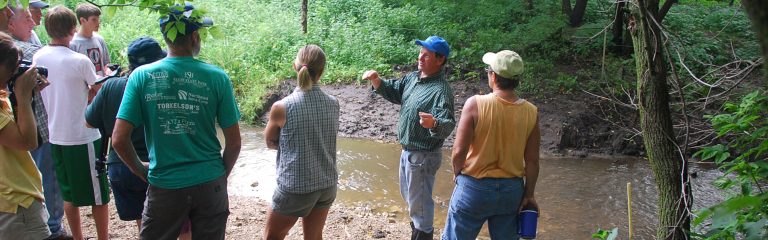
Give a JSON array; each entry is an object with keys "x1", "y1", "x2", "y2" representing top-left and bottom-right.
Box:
[{"x1": 112, "y1": 4, "x2": 242, "y2": 239}]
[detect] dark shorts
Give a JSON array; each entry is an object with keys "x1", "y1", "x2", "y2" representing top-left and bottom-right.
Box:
[
  {"x1": 108, "y1": 162, "x2": 148, "y2": 221},
  {"x1": 141, "y1": 175, "x2": 229, "y2": 240},
  {"x1": 272, "y1": 186, "x2": 337, "y2": 217}
]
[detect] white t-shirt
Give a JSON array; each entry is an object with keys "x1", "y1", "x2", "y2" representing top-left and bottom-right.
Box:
[{"x1": 33, "y1": 46, "x2": 101, "y2": 145}]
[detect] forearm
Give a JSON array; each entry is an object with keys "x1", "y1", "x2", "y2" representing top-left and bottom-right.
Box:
[
  {"x1": 223, "y1": 144, "x2": 241, "y2": 177},
  {"x1": 15, "y1": 99, "x2": 38, "y2": 149},
  {"x1": 222, "y1": 124, "x2": 242, "y2": 176},
  {"x1": 373, "y1": 78, "x2": 404, "y2": 104},
  {"x1": 430, "y1": 117, "x2": 456, "y2": 139},
  {"x1": 523, "y1": 159, "x2": 539, "y2": 198},
  {"x1": 451, "y1": 147, "x2": 468, "y2": 175},
  {"x1": 114, "y1": 141, "x2": 148, "y2": 182}
]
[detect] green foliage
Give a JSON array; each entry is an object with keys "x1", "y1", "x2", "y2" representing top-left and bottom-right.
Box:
[
  {"x1": 592, "y1": 228, "x2": 618, "y2": 240},
  {"x1": 693, "y1": 90, "x2": 768, "y2": 239},
  {"x1": 34, "y1": 0, "x2": 758, "y2": 123},
  {"x1": 2, "y1": 0, "x2": 29, "y2": 8}
]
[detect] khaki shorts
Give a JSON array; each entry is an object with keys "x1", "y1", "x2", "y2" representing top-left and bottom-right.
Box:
[
  {"x1": 272, "y1": 186, "x2": 337, "y2": 217},
  {"x1": 0, "y1": 201, "x2": 51, "y2": 240}
]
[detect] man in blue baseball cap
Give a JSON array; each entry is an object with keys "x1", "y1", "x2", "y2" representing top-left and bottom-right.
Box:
[
  {"x1": 112, "y1": 3, "x2": 241, "y2": 239},
  {"x1": 361, "y1": 35, "x2": 456, "y2": 240}
]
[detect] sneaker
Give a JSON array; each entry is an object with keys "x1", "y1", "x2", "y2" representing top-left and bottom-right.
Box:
[{"x1": 45, "y1": 231, "x2": 74, "y2": 240}]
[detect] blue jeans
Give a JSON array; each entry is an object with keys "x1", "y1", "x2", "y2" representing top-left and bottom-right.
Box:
[
  {"x1": 442, "y1": 175, "x2": 524, "y2": 240},
  {"x1": 399, "y1": 149, "x2": 442, "y2": 233},
  {"x1": 30, "y1": 142, "x2": 65, "y2": 237},
  {"x1": 108, "y1": 162, "x2": 149, "y2": 221}
]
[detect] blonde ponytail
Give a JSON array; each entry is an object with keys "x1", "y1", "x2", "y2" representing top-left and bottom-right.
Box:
[
  {"x1": 297, "y1": 64, "x2": 313, "y2": 91},
  {"x1": 294, "y1": 45, "x2": 326, "y2": 91}
]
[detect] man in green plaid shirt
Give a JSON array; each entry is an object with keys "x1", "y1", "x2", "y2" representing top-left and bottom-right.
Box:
[{"x1": 362, "y1": 35, "x2": 455, "y2": 240}]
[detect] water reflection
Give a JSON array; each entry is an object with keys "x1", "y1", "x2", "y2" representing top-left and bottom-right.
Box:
[{"x1": 227, "y1": 127, "x2": 724, "y2": 239}]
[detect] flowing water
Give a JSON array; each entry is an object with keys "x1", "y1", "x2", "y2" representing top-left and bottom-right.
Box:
[{"x1": 227, "y1": 127, "x2": 726, "y2": 239}]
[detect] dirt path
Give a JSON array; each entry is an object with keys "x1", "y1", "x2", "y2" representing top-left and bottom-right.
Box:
[{"x1": 74, "y1": 196, "x2": 417, "y2": 240}]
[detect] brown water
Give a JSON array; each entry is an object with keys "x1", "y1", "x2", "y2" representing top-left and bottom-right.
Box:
[{"x1": 227, "y1": 127, "x2": 725, "y2": 239}]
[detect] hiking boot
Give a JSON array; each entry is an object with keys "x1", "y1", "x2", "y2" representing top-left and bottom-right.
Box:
[{"x1": 410, "y1": 222, "x2": 433, "y2": 240}]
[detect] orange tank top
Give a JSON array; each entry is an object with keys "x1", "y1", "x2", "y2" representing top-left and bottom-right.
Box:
[{"x1": 462, "y1": 93, "x2": 537, "y2": 178}]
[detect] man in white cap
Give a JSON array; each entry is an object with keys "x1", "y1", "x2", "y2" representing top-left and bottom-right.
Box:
[
  {"x1": 442, "y1": 50, "x2": 540, "y2": 239},
  {"x1": 28, "y1": 0, "x2": 47, "y2": 45}
]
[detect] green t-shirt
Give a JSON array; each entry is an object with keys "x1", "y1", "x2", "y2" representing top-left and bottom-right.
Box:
[{"x1": 117, "y1": 57, "x2": 240, "y2": 189}]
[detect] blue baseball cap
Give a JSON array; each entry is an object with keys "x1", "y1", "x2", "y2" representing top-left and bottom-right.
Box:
[
  {"x1": 415, "y1": 36, "x2": 450, "y2": 57},
  {"x1": 159, "y1": 3, "x2": 213, "y2": 36},
  {"x1": 127, "y1": 37, "x2": 166, "y2": 69}
]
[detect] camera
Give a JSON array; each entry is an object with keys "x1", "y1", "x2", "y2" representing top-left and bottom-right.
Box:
[
  {"x1": 7, "y1": 60, "x2": 48, "y2": 114},
  {"x1": 10, "y1": 60, "x2": 48, "y2": 83}
]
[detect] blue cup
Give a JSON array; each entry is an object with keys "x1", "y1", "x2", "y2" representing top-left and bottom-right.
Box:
[{"x1": 518, "y1": 210, "x2": 538, "y2": 239}]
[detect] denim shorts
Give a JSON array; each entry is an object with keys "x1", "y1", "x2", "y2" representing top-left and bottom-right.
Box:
[
  {"x1": 442, "y1": 174, "x2": 524, "y2": 240},
  {"x1": 271, "y1": 186, "x2": 337, "y2": 217},
  {"x1": 108, "y1": 162, "x2": 149, "y2": 221}
]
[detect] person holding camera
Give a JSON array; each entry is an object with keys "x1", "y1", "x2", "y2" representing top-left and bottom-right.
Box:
[
  {"x1": 33, "y1": 6, "x2": 109, "y2": 240},
  {"x1": 4, "y1": 4, "x2": 69, "y2": 239},
  {"x1": 0, "y1": 31, "x2": 51, "y2": 240}
]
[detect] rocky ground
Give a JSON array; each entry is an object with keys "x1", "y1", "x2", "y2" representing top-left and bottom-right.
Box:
[
  {"x1": 73, "y1": 196, "x2": 418, "y2": 240},
  {"x1": 77, "y1": 76, "x2": 642, "y2": 239}
]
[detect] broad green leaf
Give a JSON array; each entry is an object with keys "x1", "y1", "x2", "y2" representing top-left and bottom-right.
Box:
[
  {"x1": 743, "y1": 219, "x2": 767, "y2": 240},
  {"x1": 693, "y1": 207, "x2": 714, "y2": 226},
  {"x1": 105, "y1": 6, "x2": 117, "y2": 19},
  {"x1": 176, "y1": 21, "x2": 186, "y2": 37},
  {"x1": 715, "y1": 152, "x2": 731, "y2": 164},
  {"x1": 209, "y1": 26, "x2": 224, "y2": 39},
  {"x1": 167, "y1": 28, "x2": 177, "y2": 43}
]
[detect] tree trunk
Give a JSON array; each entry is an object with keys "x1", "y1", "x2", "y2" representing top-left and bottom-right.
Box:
[
  {"x1": 742, "y1": 0, "x2": 768, "y2": 84},
  {"x1": 301, "y1": 0, "x2": 308, "y2": 34},
  {"x1": 612, "y1": 1, "x2": 626, "y2": 54},
  {"x1": 628, "y1": 0, "x2": 691, "y2": 239},
  {"x1": 562, "y1": 0, "x2": 589, "y2": 27},
  {"x1": 570, "y1": 0, "x2": 588, "y2": 27}
]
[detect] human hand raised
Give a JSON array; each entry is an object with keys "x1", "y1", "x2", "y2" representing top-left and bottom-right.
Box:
[
  {"x1": 35, "y1": 74, "x2": 50, "y2": 92},
  {"x1": 12, "y1": 65, "x2": 39, "y2": 104},
  {"x1": 362, "y1": 70, "x2": 379, "y2": 81},
  {"x1": 418, "y1": 112, "x2": 437, "y2": 129},
  {"x1": 362, "y1": 70, "x2": 382, "y2": 89}
]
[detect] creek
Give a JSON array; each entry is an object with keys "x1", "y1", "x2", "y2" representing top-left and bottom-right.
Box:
[{"x1": 227, "y1": 127, "x2": 725, "y2": 239}]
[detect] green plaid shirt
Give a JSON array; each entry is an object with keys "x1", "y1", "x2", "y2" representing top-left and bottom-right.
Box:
[
  {"x1": 374, "y1": 70, "x2": 455, "y2": 150},
  {"x1": 14, "y1": 40, "x2": 49, "y2": 145}
]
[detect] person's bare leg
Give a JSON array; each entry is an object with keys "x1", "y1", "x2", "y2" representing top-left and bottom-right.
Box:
[
  {"x1": 301, "y1": 208, "x2": 330, "y2": 240},
  {"x1": 264, "y1": 208, "x2": 299, "y2": 240},
  {"x1": 64, "y1": 202, "x2": 83, "y2": 240},
  {"x1": 92, "y1": 204, "x2": 109, "y2": 240}
]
